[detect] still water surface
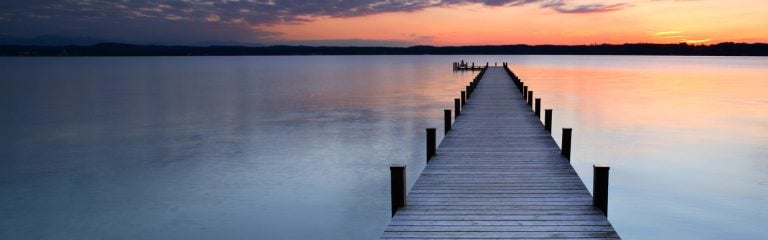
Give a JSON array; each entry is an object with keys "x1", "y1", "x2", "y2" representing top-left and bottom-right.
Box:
[{"x1": 1, "y1": 56, "x2": 766, "y2": 239}]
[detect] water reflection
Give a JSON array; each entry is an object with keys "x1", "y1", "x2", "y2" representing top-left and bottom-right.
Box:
[
  {"x1": 0, "y1": 56, "x2": 475, "y2": 240},
  {"x1": 510, "y1": 56, "x2": 768, "y2": 239},
  {"x1": 0, "y1": 56, "x2": 766, "y2": 239}
]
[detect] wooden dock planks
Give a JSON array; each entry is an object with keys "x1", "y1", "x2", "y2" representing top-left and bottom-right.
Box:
[{"x1": 382, "y1": 67, "x2": 620, "y2": 239}]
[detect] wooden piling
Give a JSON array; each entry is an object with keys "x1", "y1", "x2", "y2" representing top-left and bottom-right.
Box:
[
  {"x1": 527, "y1": 91, "x2": 533, "y2": 108},
  {"x1": 460, "y1": 91, "x2": 466, "y2": 106},
  {"x1": 466, "y1": 86, "x2": 471, "y2": 98},
  {"x1": 389, "y1": 164, "x2": 406, "y2": 217},
  {"x1": 593, "y1": 165, "x2": 610, "y2": 216},
  {"x1": 426, "y1": 128, "x2": 436, "y2": 161},
  {"x1": 535, "y1": 98, "x2": 541, "y2": 117},
  {"x1": 562, "y1": 128, "x2": 572, "y2": 160},
  {"x1": 523, "y1": 86, "x2": 528, "y2": 99},
  {"x1": 444, "y1": 109, "x2": 451, "y2": 134},
  {"x1": 544, "y1": 109, "x2": 552, "y2": 132},
  {"x1": 454, "y1": 98, "x2": 461, "y2": 117}
]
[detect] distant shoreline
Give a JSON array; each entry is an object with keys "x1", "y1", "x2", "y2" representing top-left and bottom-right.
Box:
[{"x1": 2, "y1": 42, "x2": 767, "y2": 56}]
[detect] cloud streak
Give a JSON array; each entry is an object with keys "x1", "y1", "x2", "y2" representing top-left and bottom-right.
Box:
[
  {"x1": 2, "y1": 1, "x2": 629, "y2": 25},
  {"x1": 542, "y1": 1, "x2": 627, "y2": 13},
  {"x1": 0, "y1": 0, "x2": 629, "y2": 44}
]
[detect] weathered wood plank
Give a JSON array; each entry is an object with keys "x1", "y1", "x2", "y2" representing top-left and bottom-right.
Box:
[
  {"x1": 381, "y1": 231, "x2": 620, "y2": 238},
  {"x1": 394, "y1": 209, "x2": 605, "y2": 215},
  {"x1": 406, "y1": 201, "x2": 594, "y2": 206},
  {"x1": 396, "y1": 205, "x2": 599, "y2": 211},
  {"x1": 393, "y1": 214, "x2": 610, "y2": 221},
  {"x1": 389, "y1": 220, "x2": 612, "y2": 226},
  {"x1": 385, "y1": 225, "x2": 617, "y2": 232}
]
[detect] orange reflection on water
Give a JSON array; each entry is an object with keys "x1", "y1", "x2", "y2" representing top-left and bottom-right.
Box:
[{"x1": 514, "y1": 60, "x2": 768, "y2": 144}]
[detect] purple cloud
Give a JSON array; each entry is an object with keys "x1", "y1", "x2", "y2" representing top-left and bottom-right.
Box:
[{"x1": 0, "y1": 0, "x2": 629, "y2": 44}]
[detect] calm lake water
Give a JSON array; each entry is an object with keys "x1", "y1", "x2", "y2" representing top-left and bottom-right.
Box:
[{"x1": 1, "y1": 56, "x2": 766, "y2": 239}]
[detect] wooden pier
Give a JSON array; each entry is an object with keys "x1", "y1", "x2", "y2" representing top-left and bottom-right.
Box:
[
  {"x1": 383, "y1": 65, "x2": 620, "y2": 239},
  {"x1": 453, "y1": 61, "x2": 487, "y2": 71}
]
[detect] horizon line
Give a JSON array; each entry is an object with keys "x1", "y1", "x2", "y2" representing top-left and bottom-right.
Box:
[{"x1": 3, "y1": 41, "x2": 767, "y2": 48}]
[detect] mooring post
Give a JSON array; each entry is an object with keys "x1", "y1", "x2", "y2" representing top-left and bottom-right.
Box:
[
  {"x1": 444, "y1": 109, "x2": 451, "y2": 134},
  {"x1": 544, "y1": 109, "x2": 552, "y2": 132},
  {"x1": 527, "y1": 91, "x2": 533, "y2": 108},
  {"x1": 454, "y1": 98, "x2": 461, "y2": 117},
  {"x1": 535, "y1": 98, "x2": 541, "y2": 117},
  {"x1": 562, "y1": 128, "x2": 572, "y2": 160},
  {"x1": 523, "y1": 86, "x2": 528, "y2": 99},
  {"x1": 460, "y1": 91, "x2": 466, "y2": 106},
  {"x1": 389, "y1": 164, "x2": 406, "y2": 217},
  {"x1": 426, "y1": 128, "x2": 436, "y2": 161},
  {"x1": 466, "y1": 86, "x2": 471, "y2": 98},
  {"x1": 593, "y1": 165, "x2": 610, "y2": 216}
]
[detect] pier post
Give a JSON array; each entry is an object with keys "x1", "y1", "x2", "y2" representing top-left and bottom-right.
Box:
[
  {"x1": 461, "y1": 91, "x2": 466, "y2": 106},
  {"x1": 544, "y1": 109, "x2": 552, "y2": 132},
  {"x1": 390, "y1": 164, "x2": 406, "y2": 217},
  {"x1": 593, "y1": 165, "x2": 610, "y2": 216},
  {"x1": 535, "y1": 98, "x2": 541, "y2": 117},
  {"x1": 562, "y1": 128, "x2": 572, "y2": 160},
  {"x1": 444, "y1": 109, "x2": 452, "y2": 134},
  {"x1": 527, "y1": 91, "x2": 533, "y2": 108},
  {"x1": 523, "y1": 86, "x2": 528, "y2": 99},
  {"x1": 427, "y1": 128, "x2": 436, "y2": 161},
  {"x1": 454, "y1": 99, "x2": 461, "y2": 117},
  {"x1": 466, "y1": 86, "x2": 471, "y2": 98}
]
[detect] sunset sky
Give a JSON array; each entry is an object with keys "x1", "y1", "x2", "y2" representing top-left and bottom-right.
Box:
[{"x1": 1, "y1": 0, "x2": 766, "y2": 46}]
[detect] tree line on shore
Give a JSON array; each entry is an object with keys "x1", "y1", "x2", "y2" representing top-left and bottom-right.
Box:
[{"x1": 2, "y1": 42, "x2": 767, "y2": 56}]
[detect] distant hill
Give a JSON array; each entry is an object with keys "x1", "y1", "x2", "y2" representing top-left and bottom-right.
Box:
[
  {"x1": 0, "y1": 35, "x2": 114, "y2": 46},
  {"x1": 1, "y1": 42, "x2": 767, "y2": 56},
  {"x1": 0, "y1": 35, "x2": 268, "y2": 47}
]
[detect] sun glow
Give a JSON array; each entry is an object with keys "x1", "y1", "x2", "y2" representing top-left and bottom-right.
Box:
[{"x1": 261, "y1": 0, "x2": 768, "y2": 45}]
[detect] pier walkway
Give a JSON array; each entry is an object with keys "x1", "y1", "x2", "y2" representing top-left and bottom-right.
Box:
[{"x1": 382, "y1": 67, "x2": 620, "y2": 239}]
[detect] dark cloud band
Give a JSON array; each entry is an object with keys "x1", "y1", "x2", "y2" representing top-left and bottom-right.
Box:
[{"x1": 0, "y1": 0, "x2": 627, "y2": 44}]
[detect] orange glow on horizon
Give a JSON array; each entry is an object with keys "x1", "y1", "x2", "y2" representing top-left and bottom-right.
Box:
[{"x1": 259, "y1": 1, "x2": 768, "y2": 46}]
